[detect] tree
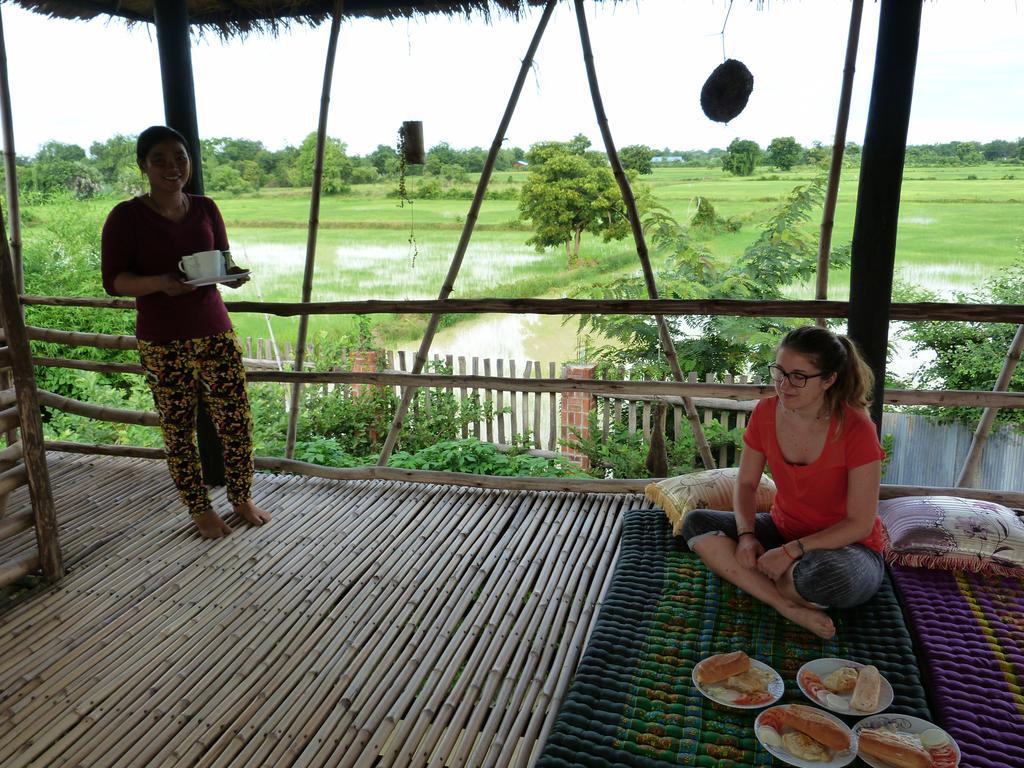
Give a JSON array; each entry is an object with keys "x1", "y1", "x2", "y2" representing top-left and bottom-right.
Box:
[
  {"x1": 367, "y1": 144, "x2": 398, "y2": 175},
  {"x1": 721, "y1": 138, "x2": 761, "y2": 176},
  {"x1": 899, "y1": 254, "x2": 1024, "y2": 426},
  {"x1": 574, "y1": 179, "x2": 846, "y2": 377},
  {"x1": 619, "y1": 144, "x2": 654, "y2": 175},
  {"x1": 805, "y1": 141, "x2": 830, "y2": 166},
  {"x1": 296, "y1": 132, "x2": 352, "y2": 193},
  {"x1": 27, "y1": 142, "x2": 101, "y2": 197},
  {"x1": 766, "y1": 137, "x2": 802, "y2": 171},
  {"x1": 89, "y1": 135, "x2": 137, "y2": 186},
  {"x1": 518, "y1": 138, "x2": 631, "y2": 267}
]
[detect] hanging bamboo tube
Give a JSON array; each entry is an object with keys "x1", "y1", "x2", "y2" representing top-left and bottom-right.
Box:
[
  {"x1": 573, "y1": 0, "x2": 715, "y2": 470},
  {"x1": 284, "y1": 0, "x2": 345, "y2": 460},
  {"x1": 956, "y1": 324, "x2": 1024, "y2": 487},
  {"x1": 816, "y1": 0, "x2": 864, "y2": 326},
  {"x1": 376, "y1": 0, "x2": 558, "y2": 466},
  {"x1": 0, "y1": 207, "x2": 61, "y2": 582}
]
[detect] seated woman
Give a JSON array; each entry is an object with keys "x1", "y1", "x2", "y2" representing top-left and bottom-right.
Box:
[{"x1": 681, "y1": 326, "x2": 886, "y2": 639}]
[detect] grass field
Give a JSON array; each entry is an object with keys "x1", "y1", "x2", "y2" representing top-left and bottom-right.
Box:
[{"x1": 19, "y1": 164, "x2": 1024, "y2": 355}]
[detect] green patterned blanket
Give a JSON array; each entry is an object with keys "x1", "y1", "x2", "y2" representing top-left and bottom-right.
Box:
[{"x1": 538, "y1": 509, "x2": 930, "y2": 767}]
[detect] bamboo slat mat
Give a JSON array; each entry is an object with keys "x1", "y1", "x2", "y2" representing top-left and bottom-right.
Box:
[{"x1": 0, "y1": 453, "x2": 642, "y2": 767}]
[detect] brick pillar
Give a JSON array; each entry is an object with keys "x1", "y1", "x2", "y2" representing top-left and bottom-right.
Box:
[
  {"x1": 560, "y1": 364, "x2": 596, "y2": 470},
  {"x1": 349, "y1": 350, "x2": 378, "y2": 399}
]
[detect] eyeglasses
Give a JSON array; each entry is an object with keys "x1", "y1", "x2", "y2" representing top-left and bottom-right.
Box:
[{"x1": 768, "y1": 363, "x2": 829, "y2": 389}]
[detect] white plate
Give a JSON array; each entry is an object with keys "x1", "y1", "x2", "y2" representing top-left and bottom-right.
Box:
[
  {"x1": 691, "y1": 656, "x2": 784, "y2": 709},
  {"x1": 854, "y1": 713, "x2": 961, "y2": 768},
  {"x1": 755, "y1": 705, "x2": 857, "y2": 768},
  {"x1": 796, "y1": 658, "x2": 894, "y2": 716},
  {"x1": 184, "y1": 271, "x2": 250, "y2": 287}
]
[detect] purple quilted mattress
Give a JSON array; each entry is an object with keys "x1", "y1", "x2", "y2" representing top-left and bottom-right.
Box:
[{"x1": 890, "y1": 565, "x2": 1024, "y2": 768}]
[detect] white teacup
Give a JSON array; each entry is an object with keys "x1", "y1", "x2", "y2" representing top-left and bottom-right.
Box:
[{"x1": 179, "y1": 250, "x2": 225, "y2": 280}]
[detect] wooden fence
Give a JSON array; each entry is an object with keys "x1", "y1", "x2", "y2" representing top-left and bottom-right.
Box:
[{"x1": 240, "y1": 337, "x2": 758, "y2": 462}]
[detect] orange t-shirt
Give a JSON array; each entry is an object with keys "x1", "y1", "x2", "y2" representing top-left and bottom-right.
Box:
[{"x1": 743, "y1": 397, "x2": 886, "y2": 552}]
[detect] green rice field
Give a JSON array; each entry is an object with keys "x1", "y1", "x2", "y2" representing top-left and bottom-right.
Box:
[
  {"x1": 21, "y1": 164, "x2": 1024, "y2": 359},
  {"x1": 211, "y1": 164, "x2": 1023, "y2": 347}
]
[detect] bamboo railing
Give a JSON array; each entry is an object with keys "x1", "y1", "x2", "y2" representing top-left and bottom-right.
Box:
[
  {"x1": 19, "y1": 295, "x2": 1024, "y2": 324},
  {"x1": 11, "y1": 291, "x2": 1024, "y2": 504}
]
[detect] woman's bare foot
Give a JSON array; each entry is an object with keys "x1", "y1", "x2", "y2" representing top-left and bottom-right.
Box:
[
  {"x1": 777, "y1": 600, "x2": 836, "y2": 639},
  {"x1": 233, "y1": 499, "x2": 271, "y2": 526},
  {"x1": 193, "y1": 509, "x2": 232, "y2": 539}
]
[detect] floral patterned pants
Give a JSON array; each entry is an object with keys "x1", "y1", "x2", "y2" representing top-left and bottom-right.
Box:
[{"x1": 138, "y1": 331, "x2": 253, "y2": 517}]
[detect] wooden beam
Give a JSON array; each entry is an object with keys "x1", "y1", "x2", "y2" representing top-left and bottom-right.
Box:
[
  {"x1": 816, "y1": 0, "x2": 864, "y2": 314},
  {"x1": 18, "y1": 295, "x2": 1024, "y2": 324},
  {"x1": 26, "y1": 360, "x2": 1024, "y2": 409},
  {"x1": 39, "y1": 440, "x2": 1024, "y2": 507},
  {"x1": 956, "y1": 325, "x2": 1024, "y2": 487},
  {"x1": 574, "y1": 0, "x2": 713, "y2": 470},
  {"x1": 0, "y1": 552, "x2": 37, "y2": 589},
  {"x1": 377, "y1": 0, "x2": 558, "y2": 466},
  {"x1": 286, "y1": 0, "x2": 345, "y2": 460},
  {"x1": 0, "y1": 208, "x2": 61, "y2": 581},
  {"x1": 0, "y1": 463, "x2": 26, "y2": 495},
  {"x1": 847, "y1": 0, "x2": 924, "y2": 428},
  {"x1": 36, "y1": 390, "x2": 159, "y2": 426},
  {"x1": 0, "y1": 5, "x2": 22, "y2": 291},
  {"x1": 0, "y1": 510, "x2": 32, "y2": 541}
]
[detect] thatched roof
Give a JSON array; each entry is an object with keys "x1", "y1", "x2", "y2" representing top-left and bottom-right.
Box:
[{"x1": 9, "y1": 0, "x2": 585, "y2": 36}]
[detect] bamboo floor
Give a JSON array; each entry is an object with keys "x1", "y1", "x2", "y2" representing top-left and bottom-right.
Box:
[{"x1": 0, "y1": 453, "x2": 642, "y2": 767}]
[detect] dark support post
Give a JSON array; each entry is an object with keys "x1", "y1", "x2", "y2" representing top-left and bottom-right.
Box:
[
  {"x1": 847, "y1": 0, "x2": 923, "y2": 430},
  {"x1": 152, "y1": 0, "x2": 225, "y2": 485}
]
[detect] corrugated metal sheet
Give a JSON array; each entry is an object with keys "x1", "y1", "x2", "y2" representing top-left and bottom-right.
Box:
[{"x1": 881, "y1": 413, "x2": 1024, "y2": 491}]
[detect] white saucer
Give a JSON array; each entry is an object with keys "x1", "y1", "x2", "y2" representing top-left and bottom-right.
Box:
[
  {"x1": 691, "y1": 656, "x2": 784, "y2": 709},
  {"x1": 184, "y1": 271, "x2": 250, "y2": 287},
  {"x1": 853, "y1": 714, "x2": 960, "y2": 768},
  {"x1": 796, "y1": 658, "x2": 894, "y2": 716}
]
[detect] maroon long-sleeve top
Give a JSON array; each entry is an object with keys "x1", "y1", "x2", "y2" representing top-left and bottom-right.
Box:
[{"x1": 101, "y1": 194, "x2": 233, "y2": 343}]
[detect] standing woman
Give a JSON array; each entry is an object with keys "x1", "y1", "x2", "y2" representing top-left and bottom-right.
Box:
[
  {"x1": 681, "y1": 326, "x2": 885, "y2": 639},
  {"x1": 101, "y1": 125, "x2": 270, "y2": 538}
]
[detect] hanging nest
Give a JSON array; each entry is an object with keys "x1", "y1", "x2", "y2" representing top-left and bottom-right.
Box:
[{"x1": 700, "y1": 59, "x2": 754, "y2": 123}]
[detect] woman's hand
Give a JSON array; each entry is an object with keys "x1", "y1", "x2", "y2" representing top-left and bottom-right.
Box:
[
  {"x1": 756, "y1": 546, "x2": 795, "y2": 581},
  {"x1": 157, "y1": 273, "x2": 195, "y2": 296},
  {"x1": 735, "y1": 535, "x2": 764, "y2": 569},
  {"x1": 222, "y1": 265, "x2": 250, "y2": 289}
]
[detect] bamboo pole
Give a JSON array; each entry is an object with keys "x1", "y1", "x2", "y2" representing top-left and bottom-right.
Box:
[
  {"x1": 0, "y1": 207, "x2": 61, "y2": 582},
  {"x1": 284, "y1": 0, "x2": 345, "y2": 460},
  {"x1": 36, "y1": 390, "x2": 159, "y2": 426},
  {"x1": 574, "y1": 0, "x2": 714, "y2": 469},
  {"x1": 0, "y1": 5, "x2": 22, "y2": 292},
  {"x1": 815, "y1": 0, "x2": 864, "y2": 325},
  {"x1": 956, "y1": 324, "x2": 1024, "y2": 487},
  {"x1": 18, "y1": 294, "x2": 1024, "y2": 325},
  {"x1": 0, "y1": 509, "x2": 31, "y2": 540},
  {"x1": 376, "y1": 0, "x2": 558, "y2": 466},
  {"x1": 0, "y1": 552, "x2": 36, "y2": 588},
  {"x1": 30, "y1": 368, "x2": 1024, "y2": 413},
  {"x1": 42, "y1": 441, "x2": 1024, "y2": 507}
]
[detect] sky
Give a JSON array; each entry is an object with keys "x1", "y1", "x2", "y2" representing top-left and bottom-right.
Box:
[{"x1": 2, "y1": 0, "x2": 1023, "y2": 158}]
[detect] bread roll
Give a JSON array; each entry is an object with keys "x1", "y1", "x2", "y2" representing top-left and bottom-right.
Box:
[
  {"x1": 850, "y1": 664, "x2": 881, "y2": 712},
  {"x1": 696, "y1": 651, "x2": 750, "y2": 685},
  {"x1": 858, "y1": 729, "x2": 931, "y2": 768},
  {"x1": 779, "y1": 704, "x2": 851, "y2": 751}
]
